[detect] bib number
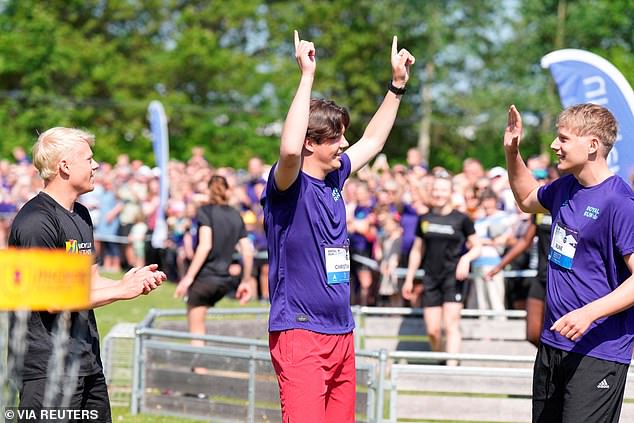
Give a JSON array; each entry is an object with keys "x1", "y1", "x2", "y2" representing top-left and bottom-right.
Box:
[
  {"x1": 549, "y1": 223, "x2": 578, "y2": 270},
  {"x1": 325, "y1": 246, "x2": 350, "y2": 284}
]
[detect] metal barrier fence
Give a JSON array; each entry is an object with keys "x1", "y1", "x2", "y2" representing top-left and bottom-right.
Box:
[{"x1": 122, "y1": 306, "x2": 537, "y2": 422}]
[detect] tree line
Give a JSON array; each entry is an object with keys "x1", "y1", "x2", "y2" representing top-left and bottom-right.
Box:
[{"x1": 0, "y1": 0, "x2": 632, "y2": 171}]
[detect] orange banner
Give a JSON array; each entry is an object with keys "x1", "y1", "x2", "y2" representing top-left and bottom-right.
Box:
[{"x1": 0, "y1": 249, "x2": 91, "y2": 310}]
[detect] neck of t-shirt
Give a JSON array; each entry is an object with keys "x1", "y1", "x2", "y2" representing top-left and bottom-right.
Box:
[
  {"x1": 432, "y1": 204, "x2": 453, "y2": 216},
  {"x1": 41, "y1": 188, "x2": 76, "y2": 212},
  {"x1": 574, "y1": 161, "x2": 613, "y2": 188}
]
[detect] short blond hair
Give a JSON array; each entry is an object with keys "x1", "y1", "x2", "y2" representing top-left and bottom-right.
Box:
[
  {"x1": 557, "y1": 104, "x2": 618, "y2": 158},
  {"x1": 32, "y1": 127, "x2": 95, "y2": 181}
]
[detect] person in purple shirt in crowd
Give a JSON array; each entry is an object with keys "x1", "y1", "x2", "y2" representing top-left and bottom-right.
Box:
[
  {"x1": 349, "y1": 181, "x2": 376, "y2": 306},
  {"x1": 504, "y1": 104, "x2": 634, "y2": 423},
  {"x1": 262, "y1": 30, "x2": 414, "y2": 423},
  {"x1": 245, "y1": 156, "x2": 266, "y2": 206}
]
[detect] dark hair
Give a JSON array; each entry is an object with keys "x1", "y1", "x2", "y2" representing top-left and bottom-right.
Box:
[
  {"x1": 208, "y1": 175, "x2": 229, "y2": 205},
  {"x1": 305, "y1": 98, "x2": 350, "y2": 144},
  {"x1": 478, "y1": 188, "x2": 498, "y2": 203}
]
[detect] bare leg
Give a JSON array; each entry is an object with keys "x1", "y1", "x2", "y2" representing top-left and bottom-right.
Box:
[
  {"x1": 358, "y1": 269, "x2": 374, "y2": 306},
  {"x1": 423, "y1": 306, "x2": 443, "y2": 352},
  {"x1": 188, "y1": 305, "x2": 208, "y2": 374},
  {"x1": 443, "y1": 302, "x2": 463, "y2": 366}
]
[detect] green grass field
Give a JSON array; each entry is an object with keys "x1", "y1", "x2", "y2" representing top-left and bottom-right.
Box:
[
  {"x1": 95, "y1": 277, "x2": 255, "y2": 422},
  {"x1": 110, "y1": 407, "x2": 204, "y2": 422},
  {"x1": 95, "y1": 278, "x2": 247, "y2": 340}
]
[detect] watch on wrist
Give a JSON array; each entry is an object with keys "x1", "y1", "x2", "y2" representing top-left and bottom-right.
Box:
[{"x1": 388, "y1": 81, "x2": 407, "y2": 95}]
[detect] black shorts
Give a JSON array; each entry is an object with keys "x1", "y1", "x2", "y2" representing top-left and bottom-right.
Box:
[
  {"x1": 421, "y1": 274, "x2": 466, "y2": 307},
  {"x1": 187, "y1": 277, "x2": 230, "y2": 308},
  {"x1": 532, "y1": 343, "x2": 628, "y2": 423},
  {"x1": 252, "y1": 256, "x2": 268, "y2": 277},
  {"x1": 19, "y1": 372, "x2": 112, "y2": 422},
  {"x1": 506, "y1": 276, "x2": 531, "y2": 304},
  {"x1": 351, "y1": 248, "x2": 373, "y2": 272},
  {"x1": 101, "y1": 241, "x2": 119, "y2": 257},
  {"x1": 528, "y1": 277, "x2": 546, "y2": 301}
]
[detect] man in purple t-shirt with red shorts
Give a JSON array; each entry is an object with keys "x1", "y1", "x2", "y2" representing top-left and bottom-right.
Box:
[
  {"x1": 262, "y1": 31, "x2": 414, "y2": 422},
  {"x1": 504, "y1": 103, "x2": 634, "y2": 423}
]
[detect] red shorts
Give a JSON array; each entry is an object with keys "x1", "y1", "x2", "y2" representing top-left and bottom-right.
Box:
[{"x1": 269, "y1": 329, "x2": 356, "y2": 423}]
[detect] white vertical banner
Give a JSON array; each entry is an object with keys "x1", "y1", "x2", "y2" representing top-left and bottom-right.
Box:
[{"x1": 147, "y1": 101, "x2": 170, "y2": 249}]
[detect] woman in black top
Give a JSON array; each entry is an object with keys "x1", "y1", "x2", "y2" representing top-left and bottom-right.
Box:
[
  {"x1": 402, "y1": 175, "x2": 481, "y2": 366},
  {"x1": 175, "y1": 175, "x2": 255, "y2": 368}
]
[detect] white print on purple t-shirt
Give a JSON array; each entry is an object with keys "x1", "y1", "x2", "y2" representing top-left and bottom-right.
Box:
[
  {"x1": 549, "y1": 223, "x2": 578, "y2": 270},
  {"x1": 325, "y1": 246, "x2": 350, "y2": 284}
]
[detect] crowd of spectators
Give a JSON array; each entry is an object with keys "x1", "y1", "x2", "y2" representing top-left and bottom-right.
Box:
[{"x1": 0, "y1": 145, "x2": 558, "y2": 311}]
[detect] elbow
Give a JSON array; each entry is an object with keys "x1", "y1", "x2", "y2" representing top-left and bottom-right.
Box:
[
  {"x1": 517, "y1": 202, "x2": 533, "y2": 213},
  {"x1": 279, "y1": 141, "x2": 303, "y2": 160}
]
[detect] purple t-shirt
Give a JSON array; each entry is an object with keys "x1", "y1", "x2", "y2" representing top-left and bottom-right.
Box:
[
  {"x1": 538, "y1": 174, "x2": 634, "y2": 364},
  {"x1": 263, "y1": 154, "x2": 355, "y2": 334},
  {"x1": 400, "y1": 204, "x2": 418, "y2": 257}
]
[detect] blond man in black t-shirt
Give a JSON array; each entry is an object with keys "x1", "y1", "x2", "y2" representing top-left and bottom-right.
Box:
[{"x1": 9, "y1": 127, "x2": 166, "y2": 421}]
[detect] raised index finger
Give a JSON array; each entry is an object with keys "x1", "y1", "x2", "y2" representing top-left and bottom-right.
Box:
[
  {"x1": 391, "y1": 35, "x2": 398, "y2": 56},
  {"x1": 294, "y1": 30, "x2": 299, "y2": 49},
  {"x1": 508, "y1": 105, "x2": 517, "y2": 126}
]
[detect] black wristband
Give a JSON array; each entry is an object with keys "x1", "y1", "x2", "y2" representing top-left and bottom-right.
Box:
[{"x1": 388, "y1": 81, "x2": 407, "y2": 95}]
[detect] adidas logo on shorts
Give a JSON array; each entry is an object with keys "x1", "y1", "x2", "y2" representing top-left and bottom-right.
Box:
[{"x1": 596, "y1": 379, "x2": 610, "y2": 389}]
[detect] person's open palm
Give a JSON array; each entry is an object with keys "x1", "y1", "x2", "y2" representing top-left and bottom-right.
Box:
[{"x1": 504, "y1": 105, "x2": 523, "y2": 152}]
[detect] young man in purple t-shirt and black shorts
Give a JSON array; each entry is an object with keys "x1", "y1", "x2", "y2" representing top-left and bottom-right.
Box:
[
  {"x1": 504, "y1": 103, "x2": 634, "y2": 422},
  {"x1": 262, "y1": 31, "x2": 414, "y2": 422}
]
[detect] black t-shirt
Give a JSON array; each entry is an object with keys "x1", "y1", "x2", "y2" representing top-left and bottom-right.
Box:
[
  {"x1": 415, "y1": 210, "x2": 475, "y2": 279},
  {"x1": 195, "y1": 204, "x2": 247, "y2": 281},
  {"x1": 8, "y1": 192, "x2": 102, "y2": 380},
  {"x1": 533, "y1": 213, "x2": 552, "y2": 282}
]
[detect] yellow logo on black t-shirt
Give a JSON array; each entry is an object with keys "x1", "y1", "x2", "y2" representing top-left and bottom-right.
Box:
[
  {"x1": 66, "y1": 239, "x2": 78, "y2": 253},
  {"x1": 65, "y1": 239, "x2": 92, "y2": 254},
  {"x1": 421, "y1": 220, "x2": 429, "y2": 233}
]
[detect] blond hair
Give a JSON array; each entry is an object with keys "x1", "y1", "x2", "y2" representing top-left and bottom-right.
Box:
[
  {"x1": 32, "y1": 127, "x2": 95, "y2": 181},
  {"x1": 557, "y1": 104, "x2": 618, "y2": 158}
]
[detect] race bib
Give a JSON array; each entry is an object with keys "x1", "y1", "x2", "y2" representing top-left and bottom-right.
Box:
[
  {"x1": 549, "y1": 222, "x2": 578, "y2": 270},
  {"x1": 324, "y1": 245, "x2": 350, "y2": 284}
]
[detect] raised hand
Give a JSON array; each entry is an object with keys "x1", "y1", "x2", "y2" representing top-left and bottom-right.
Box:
[
  {"x1": 294, "y1": 30, "x2": 316, "y2": 76},
  {"x1": 391, "y1": 35, "x2": 415, "y2": 87},
  {"x1": 504, "y1": 105, "x2": 523, "y2": 153}
]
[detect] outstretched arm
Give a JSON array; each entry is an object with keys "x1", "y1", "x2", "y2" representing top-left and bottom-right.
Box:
[
  {"x1": 274, "y1": 30, "x2": 316, "y2": 191},
  {"x1": 504, "y1": 105, "x2": 547, "y2": 213},
  {"x1": 91, "y1": 264, "x2": 166, "y2": 308},
  {"x1": 347, "y1": 36, "x2": 415, "y2": 174},
  {"x1": 486, "y1": 222, "x2": 537, "y2": 279}
]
